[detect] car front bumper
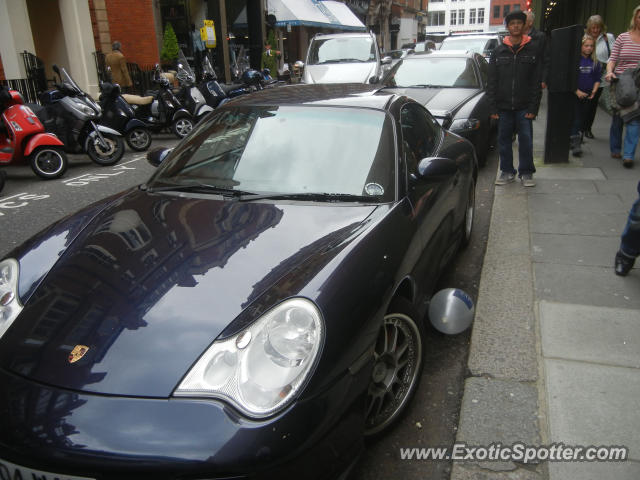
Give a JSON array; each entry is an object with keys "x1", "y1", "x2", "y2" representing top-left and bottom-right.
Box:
[{"x1": 0, "y1": 366, "x2": 368, "y2": 480}]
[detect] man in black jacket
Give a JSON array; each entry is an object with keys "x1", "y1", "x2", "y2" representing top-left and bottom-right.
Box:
[{"x1": 488, "y1": 10, "x2": 543, "y2": 187}]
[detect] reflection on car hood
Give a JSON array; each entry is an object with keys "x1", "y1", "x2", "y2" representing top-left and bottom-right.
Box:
[
  {"x1": 387, "y1": 87, "x2": 480, "y2": 118},
  {"x1": 0, "y1": 189, "x2": 377, "y2": 397},
  {"x1": 304, "y1": 63, "x2": 378, "y2": 84}
]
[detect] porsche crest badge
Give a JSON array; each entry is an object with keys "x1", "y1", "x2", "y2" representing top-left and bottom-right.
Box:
[{"x1": 68, "y1": 345, "x2": 89, "y2": 363}]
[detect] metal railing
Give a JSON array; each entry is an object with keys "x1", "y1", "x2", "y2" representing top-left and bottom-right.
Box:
[
  {"x1": 93, "y1": 51, "x2": 157, "y2": 95},
  {"x1": 0, "y1": 51, "x2": 47, "y2": 104}
]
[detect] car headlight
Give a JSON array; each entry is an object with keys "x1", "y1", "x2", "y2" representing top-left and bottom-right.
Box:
[
  {"x1": 450, "y1": 118, "x2": 481, "y2": 133},
  {"x1": 0, "y1": 259, "x2": 23, "y2": 340},
  {"x1": 174, "y1": 298, "x2": 324, "y2": 418}
]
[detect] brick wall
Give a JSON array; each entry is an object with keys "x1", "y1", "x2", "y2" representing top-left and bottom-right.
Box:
[
  {"x1": 490, "y1": 0, "x2": 527, "y2": 26},
  {"x1": 103, "y1": 0, "x2": 159, "y2": 66}
]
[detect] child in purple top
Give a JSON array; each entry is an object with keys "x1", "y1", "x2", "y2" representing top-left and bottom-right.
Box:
[{"x1": 570, "y1": 35, "x2": 601, "y2": 156}]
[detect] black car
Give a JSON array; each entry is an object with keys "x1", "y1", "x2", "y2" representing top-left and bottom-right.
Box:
[
  {"x1": 0, "y1": 84, "x2": 476, "y2": 480},
  {"x1": 383, "y1": 50, "x2": 496, "y2": 165}
]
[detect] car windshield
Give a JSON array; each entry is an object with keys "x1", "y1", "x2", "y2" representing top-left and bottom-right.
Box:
[
  {"x1": 386, "y1": 57, "x2": 479, "y2": 88},
  {"x1": 440, "y1": 37, "x2": 496, "y2": 56},
  {"x1": 307, "y1": 37, "x2": 376, "y2": 64},
  {"x1": 148, "y1": 105, "x2": 395, "y2": 202}
]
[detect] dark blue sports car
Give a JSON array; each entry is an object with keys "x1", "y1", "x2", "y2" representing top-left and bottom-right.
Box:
[{"x1": 0, "y1": 84, "x2": 476, "y2": 480}]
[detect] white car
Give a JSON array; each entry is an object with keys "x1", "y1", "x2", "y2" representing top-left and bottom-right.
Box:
[{"x1": 302, "y1": 32, "x2": 391, "y2": 84}]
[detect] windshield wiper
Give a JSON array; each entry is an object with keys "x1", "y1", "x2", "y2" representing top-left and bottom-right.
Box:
[
  {"x1": 238, "y1": 192, "x2": 380, "y2": 203},
  {"x1": 144, "y1": 182, "x2": 257, "y2": 197}
]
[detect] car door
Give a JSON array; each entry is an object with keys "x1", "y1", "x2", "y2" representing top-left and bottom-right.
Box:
[{"x1": 399, "y1": 102, "x2": 456, "y2": 297}]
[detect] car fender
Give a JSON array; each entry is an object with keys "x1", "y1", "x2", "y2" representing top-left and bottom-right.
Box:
[{"x1": 23, "y1": 133, "x2": 65, "y2": 157}]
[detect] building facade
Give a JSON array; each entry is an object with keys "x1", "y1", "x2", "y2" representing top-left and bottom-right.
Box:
[
  {"x1": 489, "y1": 0, "x2": 526, "y2": 30},
  {"x1": 424, "y1": 0, "x2": 492, "y2": 36}
]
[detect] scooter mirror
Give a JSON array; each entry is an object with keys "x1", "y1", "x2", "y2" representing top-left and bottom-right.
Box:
[{"x1": 146, "y1": 147, "x2": 171, "y2": 167}]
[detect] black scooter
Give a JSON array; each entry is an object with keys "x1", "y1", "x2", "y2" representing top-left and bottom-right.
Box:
[
  {"x1": 197, "y1": 56, "x2": 256, "y2": 109},
  {"x1": 122, "y1": 65, "x2": 194, "y2": 139},
  {"x1": 175, "y1": 51, "x2": 214, "y2": 123},
  {"x1": 32, "y1": 65, "x2": 125, "y2": 166},
  {"x1": 98, "y1": 81, "x2": 152, "y2": 151}
]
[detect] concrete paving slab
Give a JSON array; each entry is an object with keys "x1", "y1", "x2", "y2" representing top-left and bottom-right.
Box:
[
  {"x1": 534, "y1": 167, "x2": 605, "y2": 181},
  {"x1": 528, "y1": 180, "x2": 598, "y2": 194},
  {"x1": 531, "y1": 233, "x2": 623, "y2": 267},
  {"x1": 548, "y1": 460, "x2": 640, "y2": 480},
  {"x1": 527, "y1": 193, "x2": 624, "y2": 214},
  {"x1": 595, "y1": 180, "x2": 640, "y2": 206},
  {"x1": 539, "y1": 302, "x2": 640, "y2": 368},
  {"x1": 456, "y1": 377, "x2": 540, "y2": 471},
  {"x1": 452, "y1": 463, "x2": 546, "y2": 479},
  {"x1": 545, "y1": 359, "x2": 640, "y2": 461},
  {"x1": 529, "y1": 211, "x2": 627, "y2": 236},
  {"x1": 534, "y1": 263, "x2": 640, "y2": 309},
  {"x1": 469, "y1": 254, "x2": 537, "y2": 381}
]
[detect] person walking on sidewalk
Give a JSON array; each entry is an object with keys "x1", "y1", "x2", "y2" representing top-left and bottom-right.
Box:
[
  {"x1": 570, "y1": 35, "x2": 601, "y2": 157},
  {"x1": 105, "y1": 41, "x2": 133, "y2": 92},
  {"x1": 583, "y1": 15, "x2": 616, "y2": 138},
  {"x1": 605, "y1": 5, "x2": 640, "y2": 168},
  {"x1": 489, "y1": 10, "x2": 543, "y2": 187},
  {"x1": 524, "y1": 10, "x2": 549, "y2": 89},
  {"x1": 615, "y1": 180, "x2": 640, "y2": 275}
]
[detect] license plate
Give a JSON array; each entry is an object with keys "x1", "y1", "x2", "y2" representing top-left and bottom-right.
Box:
[{"x1": 0, "y1": 457, "x2": 95, "y2": 480}]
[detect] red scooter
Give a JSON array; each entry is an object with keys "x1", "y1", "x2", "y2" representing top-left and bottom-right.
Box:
[{"x1": 0, "y1": 85, "x2": 68, "y2": 180}]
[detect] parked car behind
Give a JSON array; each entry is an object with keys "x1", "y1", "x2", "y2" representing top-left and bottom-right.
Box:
[
  {"x1": 302, "y1": 31, "x2": 391, "y2": 84},
  {"x1": 0, "y1": 83, "x2": 477, "y2": 480},
  {"x1": 382, "y1": 50, "x2": 495, "y2": 165},
  {"x1": 440, "y1": 33, "x2": 503, "y2": 58}
]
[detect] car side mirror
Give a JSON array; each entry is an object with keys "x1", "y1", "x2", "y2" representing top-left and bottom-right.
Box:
[
  {"x1": 381, "y1": 56, "x2": 392, "y2": 65},
  {"x1": 146, "y1": 147, "x2": 171, "y2": 167},
  {"x1": 417, "y1": 157, "x2": 457, "y2": 178}
]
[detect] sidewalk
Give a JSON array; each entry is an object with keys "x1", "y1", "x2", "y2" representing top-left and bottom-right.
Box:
[{"x1": 451, "y1": 91, "x2": 640, "y2": 480}]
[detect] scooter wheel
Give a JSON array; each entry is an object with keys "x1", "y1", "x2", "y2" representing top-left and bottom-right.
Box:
[
  {"x1": 87, "y1": 133, "x2": 125, "y2": 166},
  {"x1": 125, "y1": 127, "x2": 152, "y2": 151},
  {"x1": 172, "y1": 117, "x2": 194, "y2": 138},
  {"x1": 29, "y1": 146, "x2": 68, "y2": 179}
]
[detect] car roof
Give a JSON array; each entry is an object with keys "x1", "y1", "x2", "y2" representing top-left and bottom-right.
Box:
[
  {"x1": 444, "y1": 34, "x2": 499, "y2": 41},
  {"x1": 408, "y1": 50, "x2": 477, "y2": 59},
  {"x1": 312, "y1": 32, "x2": 373, "y2": 39},
  {"x1": 221, "y1": 83, "x2": 399, "y2": 111}
]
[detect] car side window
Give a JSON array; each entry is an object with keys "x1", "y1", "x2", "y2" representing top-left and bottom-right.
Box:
[
  {"x1": 477, "y1": 55, "x2": 489, "y2": 85},
  {"x1": 400, "y1": 104, "x2": 439, "y2": 173}
]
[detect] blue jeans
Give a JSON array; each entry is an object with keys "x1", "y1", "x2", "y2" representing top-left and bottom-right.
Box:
[
  {"x1": 610, "y1": 114, "x2": 640, "y2": 159},
  {"x1": 620, "y1": 180, "x2": 640, "y2": 258},
  {"x1": 498, "y1": 109, "x2": 535, "y2": 176}
]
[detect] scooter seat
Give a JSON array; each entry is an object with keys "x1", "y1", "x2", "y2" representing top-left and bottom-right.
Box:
[{"x1": 122, "y1": 94, "x2": 154, "y2": 105}]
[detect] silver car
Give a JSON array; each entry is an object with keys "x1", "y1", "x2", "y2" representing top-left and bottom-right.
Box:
[{"x1": 302, "y1": 32, "x2": 391, "y2": 84}]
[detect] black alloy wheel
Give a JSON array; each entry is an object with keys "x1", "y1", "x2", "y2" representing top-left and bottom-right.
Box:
[{"x1": 364, "y1": 298, "x2": 425, "y2": 437}]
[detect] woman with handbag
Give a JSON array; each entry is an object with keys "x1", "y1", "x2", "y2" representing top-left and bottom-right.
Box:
[
  {"x1": 606, "y1": 5, "x2": 640, "y2": 168},
  {"x1": 583, "y1": 15, "x2": 615, "y2": 139}
]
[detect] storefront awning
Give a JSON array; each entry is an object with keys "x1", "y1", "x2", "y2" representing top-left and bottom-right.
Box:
[{"x1": 267, "y1": 0, "x2": 366, "y2": 31}]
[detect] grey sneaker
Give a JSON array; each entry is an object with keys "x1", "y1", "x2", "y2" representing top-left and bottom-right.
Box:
[
  {"x1": 521, "y1": 174, "x2": 536, "y2": 187},
  {"x1": 495, "y1": 171, "x2": 516, "y2": 185}
]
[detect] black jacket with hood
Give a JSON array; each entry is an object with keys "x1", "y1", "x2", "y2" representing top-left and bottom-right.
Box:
[{"x1": 487, "y1": 34, "x2": 543, "y2": 115}]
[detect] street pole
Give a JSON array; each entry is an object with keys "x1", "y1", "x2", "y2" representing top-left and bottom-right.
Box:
[{"x1": 218, "y1": 0, "x2": 231, "y2": 84}]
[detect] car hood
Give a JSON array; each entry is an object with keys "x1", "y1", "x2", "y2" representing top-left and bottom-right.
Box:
[
  {"x1": 304, "y1": 62, "x2": 378, "y2": 84},
  {"x1": 0, "y1": 189, "x2": 378, "y2": 397},
  {"x1": 386, "y1": 86, "x2": 480, "y2": 123}
]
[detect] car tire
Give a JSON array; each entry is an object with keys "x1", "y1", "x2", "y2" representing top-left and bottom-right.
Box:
[
  {"x1": 125, "y1": 127, "x2": 152, "y2": 151},
  {"x1": 29, "y1": 146, "x2": 68, "y2": 179},
  {"x1": 460, "y1": 179, "x2": 476, "y2": 248},
  {"x1": 87, "y1": 133, "x2": 125, "y2": 166},
  {"x1": 172, "y1": 117, "x2": 194, "y2": 138},
  {"x1": 364, "y1": 297, "x2": 425, "y2": 438}
]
